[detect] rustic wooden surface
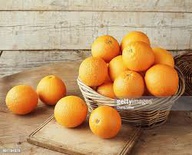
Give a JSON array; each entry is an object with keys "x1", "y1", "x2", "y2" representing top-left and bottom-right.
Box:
[
  {"x1": 0, "y1": 1, "x2": 192, "y2": 154},
  {"x1": 0, "y1": 0, "x2": 191, "y2": 12},
  {"x1": 0, "y1": 1, "x2": 191, "y2": 51},
  {"x1": 0, "y1": 62, "x2": 192, "y2": 155},
  {"x1": 28, "y1": 116, "x2": 141, "y2": 155}
]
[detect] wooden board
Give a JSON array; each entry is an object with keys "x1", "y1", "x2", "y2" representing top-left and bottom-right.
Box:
[
  {"x1": 28, "y1": 115, "x2": 141, "y2": 155},
  {"x1": 0, "y1": 0, "x2": 191, "y2": 12},
  {"x1": 0, "y1": 11, "x2": 191, "y2": 50}
]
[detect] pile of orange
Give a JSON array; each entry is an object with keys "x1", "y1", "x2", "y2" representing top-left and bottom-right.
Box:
[
  {"x1": 5, "y1": 30, "x2": 179, "y2": 140},
  {"x1": 79, "y1": 31, "x2": 179, "y2": 98},
  {"x1": 6, "y1": 76, "x2": 121, "y2": 139}
]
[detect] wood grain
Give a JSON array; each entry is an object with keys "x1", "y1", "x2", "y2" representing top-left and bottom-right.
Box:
[
  {"x1": 0, "y1": 11, "x2": 191, "y2": 50},
  {"x1": 0, "y1": 0, "x2": 191, "y2": 12},
  {"x1": 0, "y1": 50, "x2": 90, "y2": 77},
  {"x1": 0, "y1": 110, "x2": 63, "y2": 155},
  {"x1": 131, "y1": 111, "x2": 192, "y2": 155}
]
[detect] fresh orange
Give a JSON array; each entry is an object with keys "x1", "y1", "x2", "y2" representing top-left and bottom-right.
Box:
[
  {"x1": 109, "y1": 55, "x2": 128, "y2": 81},
  {"x1": 91, "y1": 35, "x2": 120, "y2": 62},
  {"x1": 113, "y1": 70, "x2": 144, "y2": 98},
  {"x1": 6, "y1": 85, "x2": 38, "y2": 115},
  {"x1": 97, "y1": 82, "x2": 116, "y2": 99},
  {"x1": 121, "y1": 31, "x2": 150, "y2": 51},
  {"x1": 145, "y1": 64, "x2": 179, "y2": 97},
  {"x1": 89, "y1": 106, "x2": 121, "y2": 139},
  {"x1": 122, "y1": 41, "x2": 155, "y2": 72},
  {"x1": 54, "y1": 96, "x2": 88, "y2": 128},
  {"x1": 36, "y1": 75, "x2": 66, "y2": 105},
  {"x1": 79, "y1": 57, "x2": 108, "y2": 87},
  {"x1": 152, "y1": 47, "x2": 174, "y2": 67}
]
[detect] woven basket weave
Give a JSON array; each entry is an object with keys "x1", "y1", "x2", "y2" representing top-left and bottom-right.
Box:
[
  {"x1": 174, "y1": 52, "x2": 192, "y2": 95},
  {"x1": 77, "y1": 66, "x2": 185, "y2": 127}
]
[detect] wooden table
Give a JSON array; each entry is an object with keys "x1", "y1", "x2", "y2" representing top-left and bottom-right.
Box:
[{"x1": 0, "y1": 62, "x2": 192, "y2": 155}]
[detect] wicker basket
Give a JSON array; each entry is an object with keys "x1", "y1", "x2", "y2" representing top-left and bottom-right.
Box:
[
  {"x1": 175, "y1": 52, "x2": 192, "y2": 95},
  {"x1": 77, "y1": 67, "x2": 185, "y2": 128}
]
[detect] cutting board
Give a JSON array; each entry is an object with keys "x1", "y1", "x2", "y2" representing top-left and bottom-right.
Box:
[{"x1": 28, "y1": 115, "x2": 141, "y2": 155}]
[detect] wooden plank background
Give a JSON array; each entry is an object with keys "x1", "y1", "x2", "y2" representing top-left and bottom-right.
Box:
[
  {"x1": 0, "y1": 0, "x2": 191, "y2": 12},
  {"x1": 0, "y1": 12, "x2": 191, "y2": 50},
  {"x1": 0, "y1": 0, "x2": 191, "y2": 76}
]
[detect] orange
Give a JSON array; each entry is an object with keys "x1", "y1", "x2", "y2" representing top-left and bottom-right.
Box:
[
  {"x1": 6, "y1": 85, "x2": 38, "y2": 115},
  {"x1": 91, "y1": 35, "x2": 120, "y2": 62},
  {"x1": 109, "y1": 55, "x2": 128, "y2": 81},
  {"x1": 113, "y1": 70, "x2": 144, "y2": 98},
  {"x1": 152, "y1": 47, "x2": 174, "y2": 67},
  {"x1": 79, "y1": 57, "x2": 108, "y2": 87},
  {"x1": 145, "y1": 64, "x2": 179, "y2": 97},
  {"x1": 36, "y1": 75, "x2": 66, "y2": 105},
  {"x1": 97, "y1": 82, "x2": 116, "y2": 99},
  {"x1": 122, "y1": 41, "x2": 155, "y2": 72},
  {"x1": 89, "y1": 106, "x2": 121, "y2": 139},
  {"x1": 121, "y1": 31, "x2": 150, "y2": 51},
  {"x1": 54, "y1": 96, "x2": 88, "y2": 128}
]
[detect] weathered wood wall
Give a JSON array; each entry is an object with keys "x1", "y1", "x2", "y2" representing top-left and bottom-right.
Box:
[{"x1": 0, "y1": 0, "x2": 191, "y2": 76}]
